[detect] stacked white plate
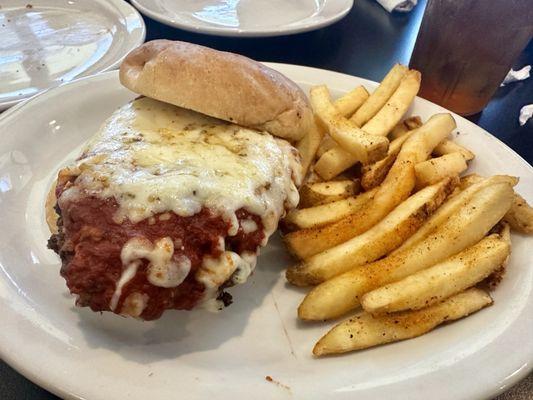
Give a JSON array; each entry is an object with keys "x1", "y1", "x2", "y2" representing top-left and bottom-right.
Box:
[
  {"x1": 131, "y1": 0, "x2": 354, "y2": 37},
  {"x1": 0, "y1": 0, "x2": 145, "y2": 110}
]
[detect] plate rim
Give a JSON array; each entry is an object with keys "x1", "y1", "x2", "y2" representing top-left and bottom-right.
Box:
[
  {"x1": 0, "y1": 0, "x2": 147, "y2": 111},
  {"x1": 0, "y1": 64, "x2": 531, "y2": 400},
  {"x1": 130, "y1": 0, "x2": 354, "y2": 37}
]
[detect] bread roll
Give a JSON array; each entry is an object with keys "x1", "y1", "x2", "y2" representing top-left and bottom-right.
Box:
[{"x1": 119, "y1": 40, "x2": 312, "y2": 142}]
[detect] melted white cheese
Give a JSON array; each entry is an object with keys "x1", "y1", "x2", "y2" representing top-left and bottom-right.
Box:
[
  {"x1": 110, "y1": 260, "x2": 139, "y2": 311},
  {"x1": 70, "y1": 97, "x2": 302, "y2": 240},
  {"x1": 241, "y1": 218, "x2": 258, "y2": 234},
  {"x1": 196, "y1": 251, "x2": 255, "y2": 311},
  {"x1": 111, "y1": 236, "x2": 193, "y2": 313},
  {"x1": 121, "y1": 292, "x2": 149, "y2": 318},
  {"x1": 150, "y1": 254, "x2": 191, "y2": 288},
  {"x1": 231, "y1": 251, "x2": 257, "y2": 284},
  {"x1": 121, "y1": 237, "x2": 191, "y2": 289}
]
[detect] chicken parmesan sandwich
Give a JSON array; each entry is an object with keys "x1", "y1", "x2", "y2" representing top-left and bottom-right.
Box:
[{"x1": 46, "y1": 40, "x2": 311, "y2": 320}]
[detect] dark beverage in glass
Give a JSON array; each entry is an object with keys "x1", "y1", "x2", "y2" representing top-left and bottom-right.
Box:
[{"x1": 409, "y1": 0, "x2": 533, "y2": 116}]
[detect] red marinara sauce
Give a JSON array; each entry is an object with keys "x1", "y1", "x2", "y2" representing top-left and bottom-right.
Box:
[{"x1": 50, "y1": 186, "x2": 265, "y2": 320}]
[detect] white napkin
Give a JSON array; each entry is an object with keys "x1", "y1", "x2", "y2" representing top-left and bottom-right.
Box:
[
  {"x1": 519, "y1": 104, "x2": 533, "y2": 126},
  {"x1": 376, "y1": 0, "x2": 418, "y2": 13},
  {"x1": 501, "y1": 65, "x2": 531, "y2": 86}
]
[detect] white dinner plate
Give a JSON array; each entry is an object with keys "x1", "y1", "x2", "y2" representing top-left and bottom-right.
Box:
[
  {"x1": 0, "y1": 0, "x2": 145, "y2": 110},
  {"x1": 0, "y1": 64, "x2": 532, "y2": 400},
  {"x1": 130, "y1": 0, "x2": 353, "y2": 37}
]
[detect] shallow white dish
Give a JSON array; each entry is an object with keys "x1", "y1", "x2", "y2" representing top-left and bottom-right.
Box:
[
  {"x1": 130, "y1": 0, "x2": 353, "y2": 37},
  {"x1": 0, "y1": 64, "x2": 532, "y2": 400},
  {"x1": 0, "y1": 0, "x2": 145, "y2": 110}
]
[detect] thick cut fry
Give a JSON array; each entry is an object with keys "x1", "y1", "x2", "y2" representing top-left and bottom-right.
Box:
[
  {"x1": 299, "y1": 182, "x2": 514, "y2": 320},
  {"x1": 459, "y1": 173, "x2": 483, "y2": 189},
  {"x1": 288, "y1": 178, "x2": 456, "y2": 287},
  {"x1": 414, "y1": 152, "x2": 468, "y2": 189},
  {"x1": 360, "y1": 152, "x2": 397, "y2": 191},
  {"x1": 313, "y1": 288, "x2": 492, "y2": 356},
  {"x1": 296, "y1": 121, "x2": 324, "y2": 177},
  {"x1": 314, "y1": 112, "x2": 422, "y2": 181},
  {"x1": 315, "y1": 102, "x2": 421, "y2": 180},
  {"x1": 310, "y1": 86, "x2": 389, "y2": 164},
  {"x1": 397, "y1": 114, "x2": 457, "y2": 164},
  {"x1": 458, "y1": 174, "x2": 531, "y2": 234},
  {"x1": 316, "y1": 135, "x2": 338, "y2": 158},
  {"x1": 361, "y1": 70, "x2": 422, "y2": 137},
  {"x1": 404, "y1": 116, "x2": 423, "y2": 130},
  {"x1": 305, "y1": 170, "x2": 323, "y2": 184},
  {"x1": 434, "y1": 139, "x2": 475, "y2": 161},
  {"x1": 396, "y1": 175, "x2": 517, "y2": 253},
  {"x1": 503, "y1": 192, "x2": 533, "y2": 234},
  {"x1": 300, "y1": 86, "x2": 378, "y2": 176},
  {"x1": 351, "y1": 64, "x2": 408, "y2": 126},
  {"x1": 333, "y1": 86, "x2": 370, "y2": 117},
  {"x1": 389, "y1": 116, "x2": 423, "y2": 140},
  {"x1": 284, "y1": 188, "x2": 377, "y2": 230},
  {"x1": 314, "y1": 146, "x2": 357, "y2": 180},
  {"x1": 299, "y1": 180, "x2": 360, "y2": 208},
  {"x1": 389, "y1": 120, "x2": 408, "y2": 139},
  {"x1": 500, "y1": 221, "x2": 512, "y2": 245},
  {"x1": 285, "y1": 114, "x2": 457, "y2": 259},
  {"x1": 285, "y1": 150, "x2": 415, "y2": 259},
  {"x1": 361, "y1": 125, "x2": 419, "y2": 190},
  {"x1": 362, "y1": 235, "x2": 509, "y2": 314}
]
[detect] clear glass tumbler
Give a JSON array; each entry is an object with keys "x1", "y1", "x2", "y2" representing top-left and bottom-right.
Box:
[{"x1": 409, "y1": 0, "x2": 533, "y2": 116}]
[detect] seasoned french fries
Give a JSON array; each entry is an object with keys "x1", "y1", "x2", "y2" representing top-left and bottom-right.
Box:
[
  {"x1": 316, "y1": 135, "x2": 338, "y2": 158},
  {"x1": 287, "y1": 178, "x2": 456, "y2": 287},
  {"x1": 313, "y1": 288, "x2": 492, "y2": 356},
  {"x1": 400, "y1": 113, "x2": 458, "y2": 163},
  {"x1": 404, "y1": 116, "x2": 423, "y2": 131},
  {"x1": 314, "y1": 146, "x2": 358, "y2": 180},
  {"x1": 503, "y1": 192, "x2": 533, "y2": 234},
  {"x1": 333, "y1": 86, "x2": 370, "y2": 117},
  {"x1": 389, "y1": 116, "x2": 422, "y2": 140},
  {"x1": 396, "y1": 175, "x2": 518, "y2": 253},
  {"x1": 351, "y1": 64, "x2": 408, "y2": 126},
  {"x1": 390, "y1": 120, "x2": 408, "y2": 138},
  {"x1": 361, "y1": 70, "x2": 422, "y2": 137},
  {"x1": 296, "y1": 121, "x2": 325, "y2": 176},
  {"x1": 299, "y1": 180, "x2": 360, "y2": 208},
  {"x1": 282, "y1": 68, "x2": 533, "y2": 357},
  {"x1": 360, "y1": 120, "x2": 421, "y2": 190},
  {"x1": 298, "y1": 182, "x2": 514, "y2": 320},
  {"x1": 459, "y1": 173, "x2": 484, "y2": 189},
  {"x1": 414, "y1": 152, "x2": 468, "y2": 189},
  {"x1": 362, "y1": 234, "x2": 510, "y2": 314},
  {"x1": 314, "y1": 77, "x2": 422, "y2": 181},
  {"x1": 459, "y1": 175, "x2": 531, "y2": 234},
  {"x1": 284, "y1": 188, "x2": 377, "y2": 230},
  {"x1": 360, "y1": 151, "x2": 397, "y2": 191},
  {"x1": 310, "y1": 85, "x2": 389, "y2": 164},
  {"x1": 434, "y1": 139, "x2": 475, "y2": 161},
  {"x1": 284, "y1": 114, "x2": 456, "y2": 259}
]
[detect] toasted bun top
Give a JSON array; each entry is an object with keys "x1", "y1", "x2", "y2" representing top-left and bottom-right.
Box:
[{"x1": 119, "y1": 40, "x2": 312, "y2": 142}]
